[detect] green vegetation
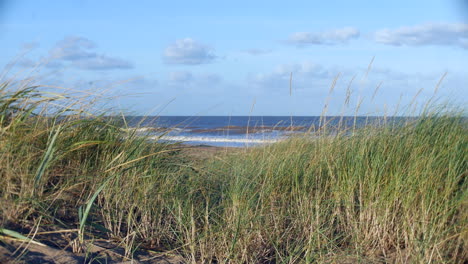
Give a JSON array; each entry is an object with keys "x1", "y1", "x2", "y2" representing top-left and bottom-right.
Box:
[{"x1": 0, "y1": 78, "x2": 466, "y2": 263}]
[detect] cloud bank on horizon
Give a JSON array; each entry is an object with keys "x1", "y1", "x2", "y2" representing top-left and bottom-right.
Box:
[
  {"x1": 1, "y1": 0, "x2": 467, "y2": 115},
  {"x1": 163, "y1": 38, "x2": 217, "y2": 65}
]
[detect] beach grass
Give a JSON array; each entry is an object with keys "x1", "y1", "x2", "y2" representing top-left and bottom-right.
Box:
[{"x1": 0, "y1": 77, "x2": 466, "y2": 263}]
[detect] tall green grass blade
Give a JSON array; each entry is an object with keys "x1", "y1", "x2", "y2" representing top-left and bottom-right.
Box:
[
  {"x1": 34, "y1": 125, "x2": 61, "y2": 190},
  {"x1": 79, "y1": 178, "x2": 110, "y2": 239}
]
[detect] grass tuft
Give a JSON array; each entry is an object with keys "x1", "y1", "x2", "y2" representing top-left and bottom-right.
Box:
[{"x1": 0, "y1": 74, "x2": 466, "y2": 263}]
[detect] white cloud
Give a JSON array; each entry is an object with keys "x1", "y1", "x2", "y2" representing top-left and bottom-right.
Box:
[
  {"x1": 287, "y1": 27, "x2": 360, "y2": 46},
  {"x1": 374, "y1": 22, "x2": 468, "y2": 49},
  {"x1": 72, "y1": 55, "x2": 133, "y2": 70},
  {"x1": 50, "y1": 36, "x2": 97, "y2": 61},
  {"x1": 163, "y1": 38, "x2": 216, "y2": 65},
  {"x1": 49, "y1": 36, "x2": 133, "y2": 70}
]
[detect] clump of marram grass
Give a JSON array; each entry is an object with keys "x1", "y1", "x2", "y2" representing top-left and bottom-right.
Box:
[
  {"x1": 0, "y1": 77, "x2": 190, "y2": 258},
  {"x1": 188, "y1": 112, "x2": 466, "y2": 263},
  {"x1": 153, "y1": 113, "x2": 466, "y2": 263},
  {"x1": 1, "y1": 74, "x2": 466, "y2": 263}
]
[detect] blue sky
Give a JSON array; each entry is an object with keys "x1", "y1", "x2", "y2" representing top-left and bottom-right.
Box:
[{"x1": 1, "y1": 0, "x2": 467, "y2": 115}]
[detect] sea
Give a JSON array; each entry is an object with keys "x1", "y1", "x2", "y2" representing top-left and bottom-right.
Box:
[{"x1": 124, "y1": 116, "x2": 405, "y2": 147}]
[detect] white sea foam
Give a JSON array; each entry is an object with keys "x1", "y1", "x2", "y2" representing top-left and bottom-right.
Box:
[
  {"x1": 123, "y1": 127, "x2": 185, "y2": 133},
  {"x1": 152, "y1": 135, "x2": 282, "y2": 144},
  {"x1": 133, "y1": 127, "x2": 157, "y2": 132},
  {"x1": 121, "y1": 127, "x2": 155, "y2": 132}
]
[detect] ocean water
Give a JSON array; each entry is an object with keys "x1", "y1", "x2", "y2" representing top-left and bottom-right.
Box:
[{"x1": 125, "y1": 116, "x2": 403, "y2": 147}]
